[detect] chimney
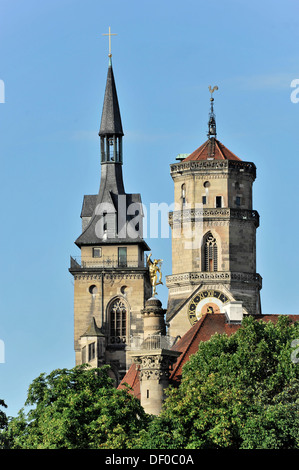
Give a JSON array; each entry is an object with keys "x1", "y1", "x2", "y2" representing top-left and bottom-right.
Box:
[{"x1": 223, "y1": 301, "x2": 243, "y2": 323}]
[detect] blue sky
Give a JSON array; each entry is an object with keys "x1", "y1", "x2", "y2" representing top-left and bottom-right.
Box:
[{"x1": 0, "y1": 0, "x2": 299, "y2": 417}]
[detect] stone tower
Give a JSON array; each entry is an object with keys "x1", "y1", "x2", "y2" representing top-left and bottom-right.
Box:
[
  {"x1": 69, "y1": 56, "x2": 151, "y2": 384},
  {"x1": 166, "y1": 90, "x2": 262, "y2": 339}
]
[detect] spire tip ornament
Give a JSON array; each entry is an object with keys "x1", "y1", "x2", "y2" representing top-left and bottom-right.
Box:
[
  {"x1": 102, "y1": 26, "x2": 117, "y2": 61},
  {"x1": 207, "y1": 85, "x2": 218, "y2": 140}
]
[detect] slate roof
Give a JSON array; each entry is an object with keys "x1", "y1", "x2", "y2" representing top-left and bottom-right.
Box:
[
  {"x1": 118, "y1": 313, "x2": 299, "y2": 396},
  {"x1": 75, "y1": 66, "x2": 149, "y2": 251},
  {"x1": 183, "y1": 138, "x2": 242, "y2": 162},
  {"x1": 99, "y1": 62, "x2": 124, "y2": 136},
  {"x1": 81, "y1": 317, "x2": 105, "y2": 337}
]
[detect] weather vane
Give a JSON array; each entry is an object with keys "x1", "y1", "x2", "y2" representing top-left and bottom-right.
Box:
[
  {"x1": 102, "y1": 26, "x2": 117, "y2": 58},
  {"x1": 208, "y1": 85, "x2": 218, "y2": 101}
]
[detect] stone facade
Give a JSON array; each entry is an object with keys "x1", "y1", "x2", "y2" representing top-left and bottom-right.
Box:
[
  {"x1": 69, "y1": 59, "x2": 152, "y2": 385},
  {"x1": 70, "y1": 258, "x2": 151, "y2": 383},
  {"x1": 166, "y1": 154, "x2": 262, "y2": 339},
  {"x1": 69, "y1": 56, "x2": 263, "y2": 407}
]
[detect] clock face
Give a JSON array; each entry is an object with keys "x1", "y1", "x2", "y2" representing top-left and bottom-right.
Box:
[{"x1": 187, "y1": 289, "x2": 229, "y2": 326}]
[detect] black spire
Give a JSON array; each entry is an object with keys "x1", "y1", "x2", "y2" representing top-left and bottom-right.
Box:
[
  {"x1": 99, "y1": 60, "x2": 124, "y2": 164},
  {"x1": 207, "y1": 86, "x2": 218, "y2": 159},
  {"x1": 207, "y1": 85, "x2": 218, "y2": 139}
]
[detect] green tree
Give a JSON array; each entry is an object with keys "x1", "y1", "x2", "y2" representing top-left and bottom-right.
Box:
[
  {"x1": 137, "y1": 316, "x2": 299, "y2": 449},
  {"x1": 0, "y1": 399, "x2": 8, "y2": 448},
  {"x1": 5, "y1": 365, "x2": 149, "y2": 449}
]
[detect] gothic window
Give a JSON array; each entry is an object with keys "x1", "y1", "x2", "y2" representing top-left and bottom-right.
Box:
[
  {"x1": 203, "y1": 232, "x2": 218, "y2": 272},
  {"x1": 109, "y1": 298, "x2": 127, "y2": 344}
]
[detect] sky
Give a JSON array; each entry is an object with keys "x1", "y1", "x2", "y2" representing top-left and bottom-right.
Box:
[{"x1": 1, "y1": 0, "x2": 299, "y2": 418}]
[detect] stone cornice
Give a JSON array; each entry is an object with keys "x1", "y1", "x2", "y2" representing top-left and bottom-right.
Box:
[
  {"x1": 72, "y1": 273, "x2": 146, "y2": 281},
  {"x1": 131, "y1": 351, "x2": 181, "y2": 380},
  {"x1": 170, "y1": 159, "x2": 256, "y2": 179},
  {"x1": 169, "y1": 208, "x2": 259, "y2": 228},
  {"x1": 166, "y1": 271, "x2": 262, "y2": 289}
]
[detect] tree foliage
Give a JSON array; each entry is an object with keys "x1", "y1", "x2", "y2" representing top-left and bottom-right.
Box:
[
  {"x1": 4, "y1": 365, "x2": 149, "y2": 449},
  {"x1": 0, "y1": 399, "x2": 8, "y2": 448},
  {"x1": 2, "y1": 316, "x2": 299, "y2": 449},
  {"x1": 136, "y1": 316, "x2": 299, "y2": 449}
]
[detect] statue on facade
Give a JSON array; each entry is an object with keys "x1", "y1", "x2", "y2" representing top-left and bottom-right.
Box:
[{"x1": 147, "y1": 253, "x2": 163, "y2": 297}]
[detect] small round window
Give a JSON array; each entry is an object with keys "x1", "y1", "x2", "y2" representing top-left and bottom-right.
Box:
[
  {"x1": 203, "y1": 181, "x2": 210, "y2": 188},
  {"x1": 89, "y1": 285, "x2": 98, "y2": 295}
]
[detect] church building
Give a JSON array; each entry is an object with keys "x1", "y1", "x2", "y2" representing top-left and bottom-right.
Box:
[
  {"x1": 69, "y1": 45, "x2": 298, "y2": 415},
  {"x1": 69, "y1": 52, "x2": 151, "y2": 384}
]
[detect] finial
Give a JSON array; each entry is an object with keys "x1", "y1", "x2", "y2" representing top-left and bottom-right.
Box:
[
  {"x1": 207, "y1": 85, "x2": 218, "y2": 140},
  {"x1": 102, "y1": 26, "x2": 117, "y2": 63},
  {"x1": 208, "y1": 85, "x2": 218, "y2": 101}
]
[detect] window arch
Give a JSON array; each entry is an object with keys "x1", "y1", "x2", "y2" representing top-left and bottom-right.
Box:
[
  {"x1": 109, "y1": 298, "x2": 127, "y2": 344},
  {"x1": 181, "y1": 183, "x2": 186, "y2": 206},
  {"x1": 203, "y1": 232, "x2": 218, "y2": 272}
]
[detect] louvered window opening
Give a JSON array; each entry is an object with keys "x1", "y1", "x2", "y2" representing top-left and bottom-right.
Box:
[
  {"x1": 109, "y1": 299, "x2": 127, "y2": 344},
  {"x1": 204, "y1": 234, "x2": 218, "y2": 272}
]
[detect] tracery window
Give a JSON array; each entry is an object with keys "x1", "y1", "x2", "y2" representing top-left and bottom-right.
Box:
[
  {"x1": 109, "y1": 298, "x2": 127, "y2": 344},
  {"x1": 203, "y1": 232, "x2": 218, "y2": 272}
]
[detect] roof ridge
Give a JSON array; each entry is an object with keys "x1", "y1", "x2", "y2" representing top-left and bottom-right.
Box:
[
  {"x1": 214, "y1": 139, "x2": 225, "y2": 159},
  {"x1": 199, "y1": 139, "x2": 210, "y2": 157}
]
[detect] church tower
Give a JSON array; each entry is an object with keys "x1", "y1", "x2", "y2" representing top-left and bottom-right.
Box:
[
  {"x1": 69, "y1": 52, "x2": 151, "y2": 384},
  {"x1": 166, "y1": 88, "x2": 262, "y2": 339}
]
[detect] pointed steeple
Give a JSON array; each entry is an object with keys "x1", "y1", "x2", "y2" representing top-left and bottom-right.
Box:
[
  {"x1": 99, "y1": 62, "x2": 124, "y2": 137},
  {"x1": 74, "y1": 52, "x2": 150, "y2": 250}
]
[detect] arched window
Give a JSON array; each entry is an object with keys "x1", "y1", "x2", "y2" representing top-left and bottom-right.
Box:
[
  {"x1": 203, "y1": 232, "x2": 218, "y2": 272},
  {"x1": 109, "y1": 298, "x2": 127, "y2": 344},
  {"x1": 181, "y1": 184, "x2": 186, "y2": 206}
]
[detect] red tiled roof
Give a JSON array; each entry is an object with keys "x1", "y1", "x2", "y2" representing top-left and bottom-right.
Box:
[
  {"x1": 169, "y1": 314, "x2": 240, "y2": 386},
  {"x1": 118, "y1": 360, "x2": 140, "y2": 399},
  {"x1": 118, "y1": 314, "x2": 299, "y2": 398},
  {"x1": 183, "y1": 139, "x2": 242, "y2": 162}
]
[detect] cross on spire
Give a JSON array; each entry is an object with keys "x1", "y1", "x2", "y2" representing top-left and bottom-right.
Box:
[{"x1": 102, "y1": 26, "x2": 117, "y2": 58}]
